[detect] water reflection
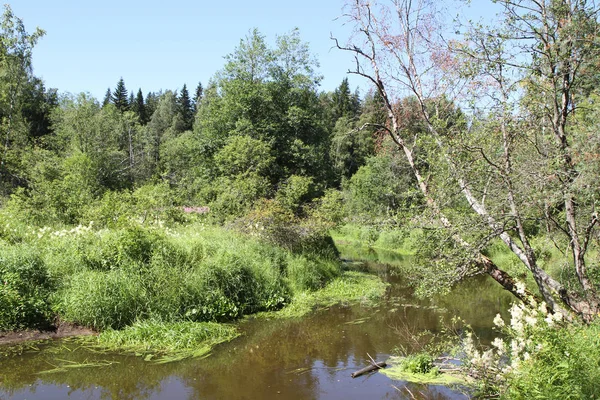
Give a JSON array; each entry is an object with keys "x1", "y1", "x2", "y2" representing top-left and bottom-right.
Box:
[{"x1": 0, "y1": 246, "x2": 513, "y2": 399}]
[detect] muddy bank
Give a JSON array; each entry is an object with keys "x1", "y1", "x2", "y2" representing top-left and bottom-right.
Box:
[{"x1": 0, "y1": 322, "x2": 96, "y2": 345}]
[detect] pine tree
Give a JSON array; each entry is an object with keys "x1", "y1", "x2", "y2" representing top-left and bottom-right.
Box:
[
  {"x1": 112, "y1": 77, "x2": 129, "y2": 112},
  {"x1": 131, "y1": 88, "x2": 148, "y2": 124},
  {"x1": 177, "y1": 84, "x2": 193, "y2": 131},
  {"x1": 128, "y1": 91, "x2": 134, "y2": 108},
  {"x1": 102, "y1": 87, "x2": 111, "y2": 107}
]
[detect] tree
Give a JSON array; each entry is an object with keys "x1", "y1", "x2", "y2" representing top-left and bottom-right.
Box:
[
  {"x1": 194, "y1": 81, "x2": 203, "y2": 112},
  {"x1": 337, "y1": 0, "x2": 600, "y2": 320},
  {"x1": 111, "y1": 77, "x2": 129, "y2": 112},
  {"x1": 331, "y1": 78, "x2": 360, "y2": 120},
  {"x1": 0, "y1": 4, "x2": 45, "y2": 187},
  {"x1": 102, "y1": 87, "x2": 111, "y2": 107},
  {"x1": 177, "y1": 83, "x2": 193, "y2": 131},
  {"x1": 131, "y1": 88, "x2": 148, "y2": 125},
  {"x1": 195, "y1": 29, "x2": 333, "y2": 189}
]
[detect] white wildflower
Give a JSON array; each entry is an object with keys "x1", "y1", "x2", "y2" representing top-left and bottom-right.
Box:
[
  {"x1": 515, "y1": 281, "x2": 526, "y2": 295},
  {"x1": 525, "y1": 314, "x2": 537, "y2": 327},
  {"x1": 492, "y1": 337, "x2": 505, "y2": 355},
  {"x1": 552, "y1": 312, "x2": 563, "y2": 322},
  {"x1": 493, "y1": 313, "x2": 505, "y2": 327}
]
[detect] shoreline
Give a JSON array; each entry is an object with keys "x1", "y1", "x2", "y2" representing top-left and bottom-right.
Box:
[{"x1": 0, "y1": 322, "x2": 96, "y2": 346}]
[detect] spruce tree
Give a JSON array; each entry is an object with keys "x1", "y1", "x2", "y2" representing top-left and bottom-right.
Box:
[
  {"x1": 102, "y1": 87, "x2": 112, "y2": 107},
  {"x1": 177, "y1": 84, "x2": 193, "y2": 131},
  {"x1": 132, "y1": 88, "x2": 148, "y2": 124},
  {"x1": 112, "y1": 77, "x2": 129, "y2": 112}
]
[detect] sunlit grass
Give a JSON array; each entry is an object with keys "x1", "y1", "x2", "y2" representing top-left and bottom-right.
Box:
[
  {"x1": 257, "y1": 271, "x2": 389, "y2": 319},
  {"x1": 94, "y1": 320, "x2": 239, "y2": 363}
]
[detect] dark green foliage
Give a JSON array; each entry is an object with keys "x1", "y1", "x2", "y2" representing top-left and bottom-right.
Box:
[
  {"x1": 145, "y1": 91, "x2": 159, "y2": 117},
  {"x1": 20, "y1": 77, "x2": 58, "y2": 140},
  {"x1": 331, "y1": 78, "x2": 360, "y2": 120},
  {"x1": 111, "y1": 78, "x2": 129, "y2": 112},
  {"x1": 0, "y1": 245, "x2": 54, "y2": 330},
  {"x1": 177, "y1": 84, "x2": 193, "y2": 131},
  {"x1": 131, "y1": 88, "x2": 148, "y2": 124}
]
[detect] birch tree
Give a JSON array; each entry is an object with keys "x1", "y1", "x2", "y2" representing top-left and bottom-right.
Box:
[{"x1": 335, "y1": 0, "x2": 600, "y2": 321}]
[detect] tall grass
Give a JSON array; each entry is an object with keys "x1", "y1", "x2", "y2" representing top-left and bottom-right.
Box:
[{"x1": 1, "y1": 220, "x2": 345, "y2": 332}]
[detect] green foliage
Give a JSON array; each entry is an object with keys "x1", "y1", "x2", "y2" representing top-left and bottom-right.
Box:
[
  {"x1": 343, "y1": 153, "x2": 419, "y2": 221},
  {"x1": 214, "y1": 135, "x2": 274, "y2": 177},
  {"x1": 398, "y1": 352, "x2": 436, "y2": 374},
  {"x1": 275, "y1": 175, "x2": 314, "y2": 214},
  {"x1": 0, "y1": 244, "x2": 54, "y2": 330},
  {"x1": 270, "y1": 270, "x2": 388, "y2": 318},
  {"x1": 58, "y1": 269, "x2": 147, "y2": 330}
]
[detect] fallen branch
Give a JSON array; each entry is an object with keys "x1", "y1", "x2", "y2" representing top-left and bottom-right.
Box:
[{"x1": 351, "y1": 361, "x2": 387, "y2": 378}]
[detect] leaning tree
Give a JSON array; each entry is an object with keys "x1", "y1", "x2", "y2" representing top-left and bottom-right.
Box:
[{"x1": 335, "y1": 0, "x2": 600, "y2": 321}]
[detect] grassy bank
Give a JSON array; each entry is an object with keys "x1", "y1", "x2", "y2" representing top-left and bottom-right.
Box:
[
  {"x1": 331, "y1": 224, "x2": 421, "y2": 256},
  {"x1": 0, "y1": 217, "x2": 388, "y2": 359}
]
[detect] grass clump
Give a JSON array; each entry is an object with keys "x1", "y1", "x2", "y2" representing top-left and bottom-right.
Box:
[
  {"x1": 271, "y1": 270, "x2": 388, "y2": 318},
  {"x1": 0, "y1": 244, "x2": 55, "y2": 330},
  {"x1": 95, "y1": 320, "x2": 239, "y2": 363},
  {"x1": 381, "y1": 354, "x2": 465, "y2": 385}
]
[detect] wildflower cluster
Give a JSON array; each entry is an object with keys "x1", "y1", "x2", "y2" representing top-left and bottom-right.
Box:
[
  {"x1": 462, "y1": 289, "x2": 564, "y2": 394},
  {"x1": 36, "y1": 221, "x2": 95, "y2": 238}
]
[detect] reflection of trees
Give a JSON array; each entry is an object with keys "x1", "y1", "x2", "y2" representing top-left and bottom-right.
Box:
[{"x1": 0, "y1": 341, "x2": 183, "y2": 400}]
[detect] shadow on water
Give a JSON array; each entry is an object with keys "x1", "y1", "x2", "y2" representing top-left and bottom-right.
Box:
[{"x1": 0, "y1": 244, "x2": 514, "y2": 400}]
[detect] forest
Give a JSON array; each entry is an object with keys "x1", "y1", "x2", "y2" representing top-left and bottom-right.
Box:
[{"x1": 1, "y1": 0, "x2": 600, "y2": 398}]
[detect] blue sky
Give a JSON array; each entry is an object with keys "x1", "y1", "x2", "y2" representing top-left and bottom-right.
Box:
[{"x1": 11, "y1": 0, "x2": 493, "y2": 99}]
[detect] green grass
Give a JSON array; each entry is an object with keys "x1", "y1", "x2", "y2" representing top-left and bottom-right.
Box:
[
  {"x1": 331, "y1": 224, "x2": 421, "y2": 256},
  {"x1": 260, "y1": 270, "x2": 389, "y2": 319},
  {"x1": 94, "y1": 320, "x2": 240, "y2": 363},
  {"x1": 381, "y1": 355, "x2": 466, "y2": 385}
]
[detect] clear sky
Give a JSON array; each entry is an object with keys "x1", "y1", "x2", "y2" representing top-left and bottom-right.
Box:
[{"x1": 11, "y1": 0, "x2": 492, "y2": 100}]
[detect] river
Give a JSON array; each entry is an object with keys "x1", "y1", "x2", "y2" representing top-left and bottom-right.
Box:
[{"x1": 0, "y1": 246, "x2": 513, "y2": 399}]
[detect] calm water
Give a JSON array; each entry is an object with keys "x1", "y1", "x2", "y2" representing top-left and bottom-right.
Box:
[{"x1": 0, "y1": 247, "x2": 513, "y2": 400}]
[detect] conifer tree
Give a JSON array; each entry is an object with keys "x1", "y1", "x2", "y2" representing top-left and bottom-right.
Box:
[
  {"x1": 102, "y1": 87, "x2": 111, "y2": 107},
  {"x1": 112, "y1": 77, "x2": 129, "y2": 112},
  {"x1": 194, "y1": 82, "x2": 203, "y2": 111},
  {"x1": 177, "y1": 84, "x2": 193, "y2": 131},
  {"x1": 132, "y1": 88, "x2": 148, "y2": 124}
]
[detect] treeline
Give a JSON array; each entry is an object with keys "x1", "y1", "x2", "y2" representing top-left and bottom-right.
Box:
[{"x1": 0, "y1": 21, "x2": 418, "y2": 228}]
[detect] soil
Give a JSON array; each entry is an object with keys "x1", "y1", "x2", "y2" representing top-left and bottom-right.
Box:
[{"x1": 0, "y1": 322, "x2": 96, "y2": 345}]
